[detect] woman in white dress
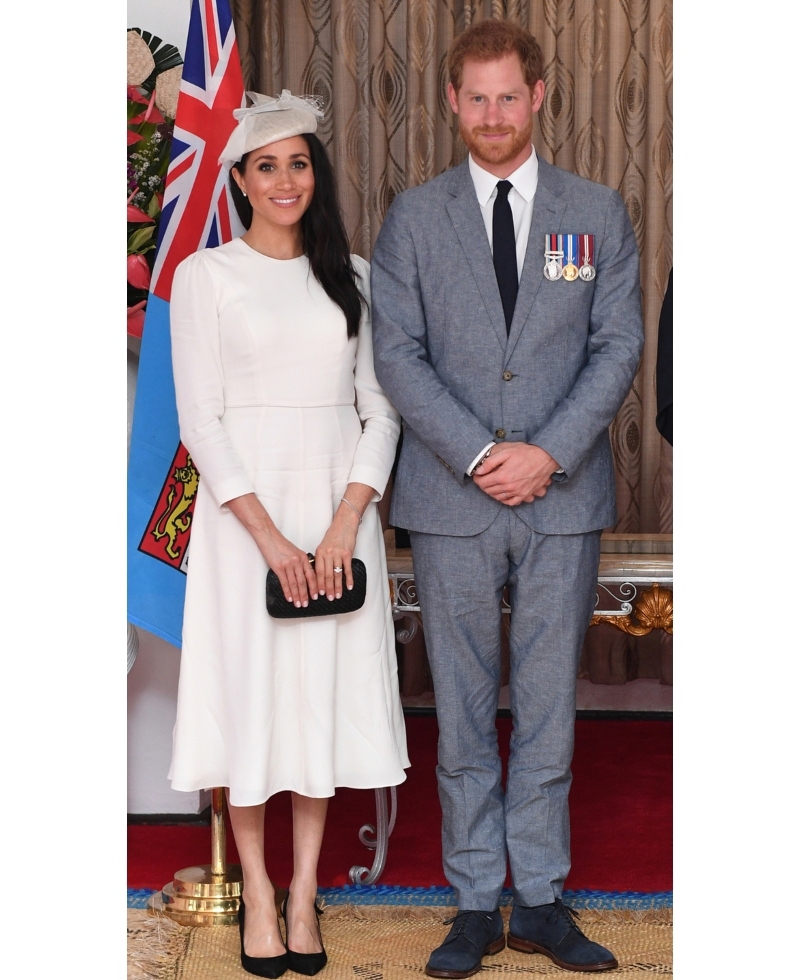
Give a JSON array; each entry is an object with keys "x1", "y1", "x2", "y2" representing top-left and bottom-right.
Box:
[{"x1": 168, "y1": 92, "x2": 409, "y2": 978}]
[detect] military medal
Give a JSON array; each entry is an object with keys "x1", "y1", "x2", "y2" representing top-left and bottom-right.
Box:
[
  {"x1": 562, "y1": 234, "x2": 579, "y2": 281},
  {"x1": 578, "y1": 233, "x2": 596, "y2": 281},
  {"x1": 543, "y1": 234, "x2": 563, "y2": 281},
  {"x1": 544, "y1": 257, "x2": 562, "y2": 281}
]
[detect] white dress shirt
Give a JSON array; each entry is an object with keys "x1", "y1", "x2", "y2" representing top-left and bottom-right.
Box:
[{"x1": 468, "y1": 146, "x2": 539, "y2": 276}]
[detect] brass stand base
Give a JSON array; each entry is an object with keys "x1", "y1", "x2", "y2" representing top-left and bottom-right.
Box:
[
  {"x1": 147, "y1": 864, "x2": 244, "y2": 926},
  {"x1": 145, "y1": 789, "x2": 289, "y2": 927}
]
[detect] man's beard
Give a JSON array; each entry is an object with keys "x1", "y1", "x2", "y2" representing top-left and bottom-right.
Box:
[{"x1": 460, "y1": 119, "x2": 533, "y2": 167}]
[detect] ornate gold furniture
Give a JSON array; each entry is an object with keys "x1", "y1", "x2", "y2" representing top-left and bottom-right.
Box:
[{"x1": 386, "y1": 531, "x2": 673, "y2": 641}]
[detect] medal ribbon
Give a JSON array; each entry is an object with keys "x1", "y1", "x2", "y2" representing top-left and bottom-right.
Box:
[
  {"x1": 579, "y1": 234, "x2": 594, "y2": 268},
  {"x1": 565, "y1": 234, "x2": 577, "y2": 267},
  {"x1": 546, "y1": 233, "x2": 563, "y2": 256}
]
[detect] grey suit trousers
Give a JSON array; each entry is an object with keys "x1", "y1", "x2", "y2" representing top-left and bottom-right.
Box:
[{"x1": 410, "y1": 511, "x2": 601, "y2": 910}]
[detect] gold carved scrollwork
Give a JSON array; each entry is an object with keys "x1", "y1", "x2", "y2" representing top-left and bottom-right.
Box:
[{"x1": 591, "y1": 583, "x2": 673, "y2": 636}]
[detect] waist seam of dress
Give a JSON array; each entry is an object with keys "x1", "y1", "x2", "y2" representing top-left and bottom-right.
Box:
[{"x1": 221, "y1": 402, "x2": 357, "y2": 410}]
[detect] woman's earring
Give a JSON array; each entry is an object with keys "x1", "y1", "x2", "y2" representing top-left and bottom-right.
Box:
[{"x1": 242, "y1": 190, "x2": 247, "y2": 197}]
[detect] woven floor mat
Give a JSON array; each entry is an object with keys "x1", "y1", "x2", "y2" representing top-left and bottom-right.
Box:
[{"x1": 128, "y1": 905, "x2": 672, "y2": 978}]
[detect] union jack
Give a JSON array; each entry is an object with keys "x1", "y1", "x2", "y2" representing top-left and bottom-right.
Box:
[{"x1": 151, "y1": 0, "x2": 245, "y2": 302}]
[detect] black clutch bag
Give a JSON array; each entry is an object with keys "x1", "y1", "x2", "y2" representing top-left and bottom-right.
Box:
[{"x1": 266, "y1": 554, "x2": 367, "y2": 618}]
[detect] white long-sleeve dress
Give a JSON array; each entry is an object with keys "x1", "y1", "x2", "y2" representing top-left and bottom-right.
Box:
[{"x1": 167, "y1": 239, "x2": 409, "y2": 806}]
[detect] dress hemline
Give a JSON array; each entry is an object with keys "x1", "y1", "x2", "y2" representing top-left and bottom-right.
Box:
[{"x1": 169, "y1": 766, "x2": 410, "y2": 808}]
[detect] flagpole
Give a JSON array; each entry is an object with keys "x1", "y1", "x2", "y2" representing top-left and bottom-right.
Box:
[
  {"x1": 210, "y1": 787, "x2": 226, "y2": 876},
  {"x1": 148, "y1": 788, "x2": 244, "y2": 926}
]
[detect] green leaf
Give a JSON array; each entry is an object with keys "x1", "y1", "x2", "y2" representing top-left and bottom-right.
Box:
[
  {"x1": 146, "y1": 194, "x2": 160, "y2": 218},
  {"x1": 128, "y1": 226, "x2": 156, "y2": 253},
  {"x1": 132, "y1": 119, "x2": 158, "y2": 140}
]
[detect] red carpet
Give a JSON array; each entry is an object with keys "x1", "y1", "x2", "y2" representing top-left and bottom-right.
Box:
[{"x1": 128, "y1": 717, "x2": 671, "y2": 893}]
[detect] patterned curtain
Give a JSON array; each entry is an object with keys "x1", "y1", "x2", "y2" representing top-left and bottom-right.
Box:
[{"x1": 231, "y1": 0, "x2": 672, "y2": 533}]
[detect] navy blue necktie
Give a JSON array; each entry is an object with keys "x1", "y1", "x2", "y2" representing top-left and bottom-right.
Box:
[{"x1": 492, "y1": 180, "x2": 518, "y2": 333}]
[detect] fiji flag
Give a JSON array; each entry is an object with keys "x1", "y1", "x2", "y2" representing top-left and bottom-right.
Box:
[{"x1": 127, "y1": 0, "x2": 245, "y2": 647}]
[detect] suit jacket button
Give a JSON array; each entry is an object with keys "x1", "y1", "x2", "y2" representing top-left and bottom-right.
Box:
[
  {"x1": 495, "y1": 428, "x2": 506, "y2": 439},
  {"x1": 502, "y1": 371, "x2": 513, "y2": 381}
]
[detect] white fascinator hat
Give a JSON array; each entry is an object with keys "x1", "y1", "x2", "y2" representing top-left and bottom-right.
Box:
[{"x1": 218, "y1": 90, "x2": 325, "y2": 167}]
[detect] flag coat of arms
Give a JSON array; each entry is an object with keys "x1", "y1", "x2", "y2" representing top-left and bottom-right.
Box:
[{"x1": 127, "y1": 0, "x2": 245, "y2": 647}]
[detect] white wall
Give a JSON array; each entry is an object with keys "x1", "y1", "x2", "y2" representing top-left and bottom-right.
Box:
[
  {"x1": 128, "y1": 0, "x2": 192, "y2": 55},
  {"x1": 128, "y1": 630, "x2": 212, "y2": 814},
  {"x1": 128, "y1": 0, "x2": 200, "y2": 815}
]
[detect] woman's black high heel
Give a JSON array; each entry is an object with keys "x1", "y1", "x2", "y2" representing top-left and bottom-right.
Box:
[
  {"x1": 281, "y1": 892, "x2": 327, "y2": 975},
  {"x1": 238, "y1": 898, "x2": 290, "y2": 978}
]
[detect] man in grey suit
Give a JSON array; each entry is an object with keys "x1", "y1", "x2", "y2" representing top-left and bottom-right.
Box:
[{"x1": 371, "y1": 18, "x2": 643, "y2": 977}]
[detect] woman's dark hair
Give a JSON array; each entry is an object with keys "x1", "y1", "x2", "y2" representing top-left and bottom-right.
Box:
[{"x1": 229, "y1": 133, "x2": 364, "y2": 338}]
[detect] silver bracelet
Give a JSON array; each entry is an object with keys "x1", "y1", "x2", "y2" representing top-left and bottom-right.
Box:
[{"x1": 341, "y1": 497, "x2": 363, "y2": 524}]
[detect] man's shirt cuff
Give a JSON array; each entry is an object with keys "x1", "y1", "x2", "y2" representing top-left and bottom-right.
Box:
[{"x1": 466, "y1": 442, "x2": 496, "y2": 476}]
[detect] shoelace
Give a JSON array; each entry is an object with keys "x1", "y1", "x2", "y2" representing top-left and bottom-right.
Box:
[
  {"x1": 442, "y1": 910, "x2": 496, "y2": 936},
  {"x1": 546, "y1": 899, "x2": 582, "y2": 931}
]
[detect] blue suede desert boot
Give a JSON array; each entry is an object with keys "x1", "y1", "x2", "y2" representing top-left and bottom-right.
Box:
[
  {"x1": 508, "y1": 899, "x2": 618, "y2": 972},
  {"x1": 425, "y1": 909, "x2": 505, "y2": 978}
]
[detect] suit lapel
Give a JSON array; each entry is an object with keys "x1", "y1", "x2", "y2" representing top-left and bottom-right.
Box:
[
  {"x1": 445, "y1": 163, "x2": 508, "y2": 350},
  {"x1": 505, "y1": 160, "x2": 567, "y2": 363}
]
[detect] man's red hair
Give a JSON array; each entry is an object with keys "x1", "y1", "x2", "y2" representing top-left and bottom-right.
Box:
[{"x1": 448, "y1": 19, "x2": 544, "y2": 93}]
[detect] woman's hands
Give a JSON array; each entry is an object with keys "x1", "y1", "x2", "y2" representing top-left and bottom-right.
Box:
[
  {"x1": 315, "y1": 517, "x2": 358, "y2": 601},
  {"x1": 226, "y1": 482, "x2": 376, "y2": 607},
  {"x1": 314, "y1": 482, "x2": 374, "y2": 600},
  {"x1": 225, "y1": 492, "x2": 318, "y2": 607},
  {"x1": 260, "y1": 529, "x2": 318, "y2": 607}
]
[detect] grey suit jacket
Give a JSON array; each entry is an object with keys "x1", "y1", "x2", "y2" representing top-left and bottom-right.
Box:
[{"x1": 371, "y1": 156, "x2": 644, "y2": 536}]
